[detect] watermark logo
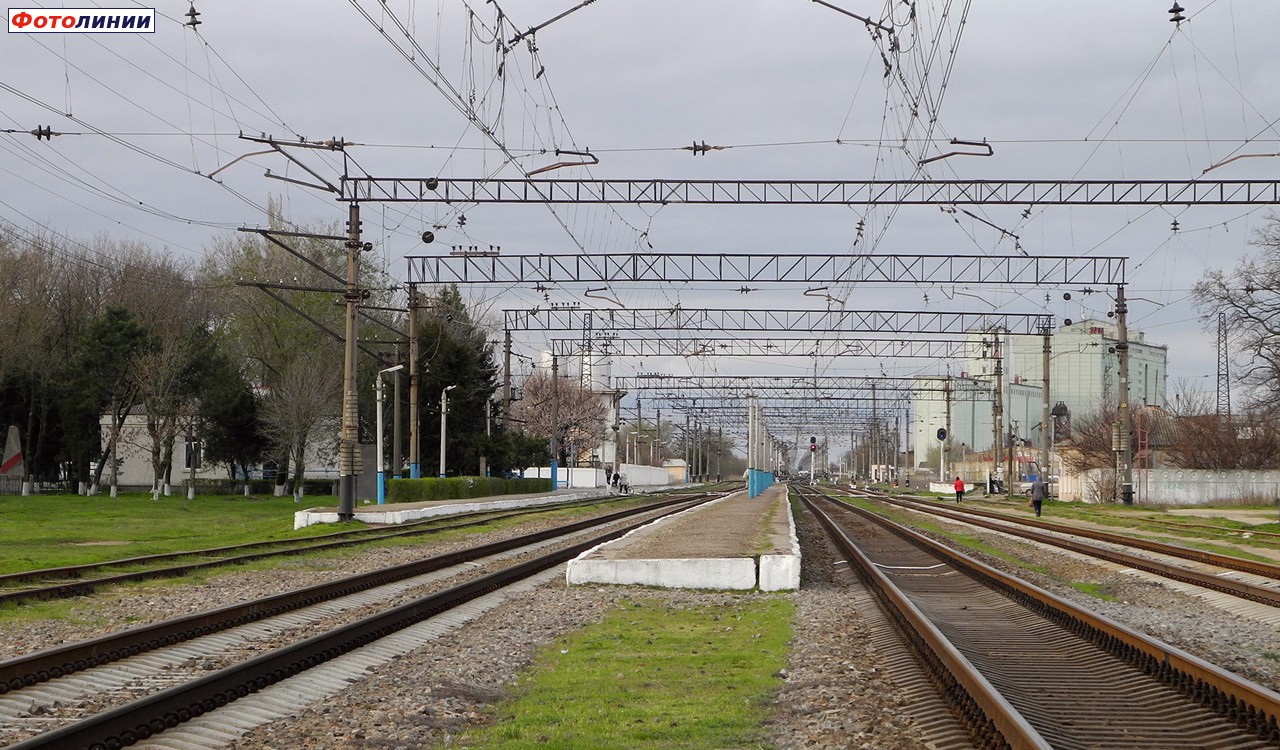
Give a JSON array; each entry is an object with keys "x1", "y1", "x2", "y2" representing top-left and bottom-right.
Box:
[{"x1": 8, "y1": 8, "x2": 155, "y2": 32}]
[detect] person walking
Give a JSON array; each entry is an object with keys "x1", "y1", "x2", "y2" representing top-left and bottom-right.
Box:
[
  {"x1": 953, "y1": 476, "x2": 965, "y2": 503},
  {"x1": 1031, "y1": 476, "x2": 1048, "y2": 517}
]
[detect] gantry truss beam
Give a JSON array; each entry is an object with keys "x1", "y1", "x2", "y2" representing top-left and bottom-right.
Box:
[
  {"x1": 550, "y1": 337, "x2": 964, "y2": 358},
  {"x1": 663, "y1": 398, "x2": 907, "y2": 412},
  {"x1": 650, "y1": 391, "x2": 911, "y2": 403},
  {"x1": 670, "y1": 409, "x2": 898, "y2": 429},
  {"x1": 617, "y1": 375, "x2": 991, "y2": 401},
  {"x1": 411, "y1": 253, "x2": 1125, "y2": 286},
  {"x1": 346, "y1": 177, "x2": 1280, "y2": 206},
  {"x1": 507, "y1": 308, "x2": 1053, "y2": 336}
]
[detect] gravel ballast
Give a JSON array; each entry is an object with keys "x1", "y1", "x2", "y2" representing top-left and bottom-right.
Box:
[{"x1": 4, "y1": 496, "x2": 1278, "y2": 748}]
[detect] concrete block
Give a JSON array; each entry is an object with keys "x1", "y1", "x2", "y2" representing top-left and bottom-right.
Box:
[
  {"x1": 566, "y1": 557, "x2": 757, "y2": 590},
  {"x1": 759, "y1": 555, "x2": 799, "y2": 591}
]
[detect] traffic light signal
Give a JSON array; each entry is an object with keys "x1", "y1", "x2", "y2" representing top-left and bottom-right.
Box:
[{"x1": 809, "y1": 436, "x2": 817, "y2": 452}]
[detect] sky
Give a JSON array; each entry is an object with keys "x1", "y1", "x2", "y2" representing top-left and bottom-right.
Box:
[{"x1": 4, "y1": 0, "x2": 1280, "y2": 418}]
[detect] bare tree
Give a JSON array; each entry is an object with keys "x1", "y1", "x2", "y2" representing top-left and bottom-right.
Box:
[
  {"x1": 1056, "y1": 406, "x2": 1118, "y2": 476},
  {"x1": 510, "y1": 369, "x2": 607, "y2": 464},
  {"x1": 1166, "y1": 378, "x2": 1215, "y2": 417},
  {"x1": 259, "y1": 351, "x2": 341, "y2": 499},
  {"x1": 1194, "y1": 213, "x2": 1280, "y2": 414},
  {"x1": 1164, "y1": 412, "x2": 1280, "y2": 469}
]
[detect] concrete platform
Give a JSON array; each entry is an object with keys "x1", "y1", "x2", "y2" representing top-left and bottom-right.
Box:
[
  {"x1": 293, "y1": 485, "x2": 684, "y2": 530},
  {"x1": 566, "y1": 484, "x2": 800, "y2": 591}
]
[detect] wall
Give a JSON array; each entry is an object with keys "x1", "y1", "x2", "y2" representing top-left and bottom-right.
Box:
[
  {"x1": 1072, "y1": 467, "x2": 1280, "y2": 504},
  {"x1": 618, "y1": 463, "x2": 673, "y2": 486},
  {"x1": 523, "y1": 466, "x2": 607, "y2": 488}
]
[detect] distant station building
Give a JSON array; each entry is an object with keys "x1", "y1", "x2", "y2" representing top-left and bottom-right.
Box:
[{"x1": 912, "y1": 319, "x2": 1168, "y2": 470}]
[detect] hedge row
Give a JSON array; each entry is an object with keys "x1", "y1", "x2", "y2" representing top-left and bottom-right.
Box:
[
  {"x1": 192, "y1": 478, "x2": 337, "y2": 495},
  {"x1": 386, "y1": 476, "x2": 552, "y2": 503}
]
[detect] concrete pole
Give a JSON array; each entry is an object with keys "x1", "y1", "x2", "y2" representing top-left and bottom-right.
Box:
[
  {"x1": 438, "y1": 385, "x2": 455, "y2": 479},
  {"x1": 550, "y1": 355, "x2": 560, "y2": 489},
  {"x1": 1003, "y1": 332, "x2": 1014, "y2": 496},
  {"x1": 746, "y1": 397, "x2": 754, "y2": 496},
  {"x1": 408, "y1": 285, "x2": 421, "y2": 479},
  {"x1": 481, "y1": 398, "x2": 491, "y2": 477},
  {"x1": 992, "y1": 334, "x2": 1004, "y2": 493},
  {"x1": 1041, "y1": 326, "x2": 1052, "y2": 483},
  {"x1": 655, "y1": 408, "x2": 662, "y2": 464},
  {"x1": 502, "y1": 329, "x2": 512, "y2": 430},
  {"x1": 377, "y1": 373, "x2": 387, "y2": 503},
  {"x1": 943, "y1": 377, "x2": 952, "y2": 482},
  {"x1": 684, "y1": 413, "x2": 690, "y2": 482},
  {"x1": 338, "y1": 202, "x2": 362, "y2": 520},
  {"x1": 1116, "y1": 285, "x2": 1134, "y2": 504},
  {"x1": 392, "y1": 359, "x2": 402, "y2": 479}
]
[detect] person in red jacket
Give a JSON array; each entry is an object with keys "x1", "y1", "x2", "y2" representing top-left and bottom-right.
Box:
[{"x1": 953, "y1": 476, "x2": 965, "y2": 503}]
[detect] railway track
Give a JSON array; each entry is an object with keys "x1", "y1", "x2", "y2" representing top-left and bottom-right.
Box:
[
  {"x1": 0, "y1": 492, "x2": 658, "y2": 607},
  {"x1": 0, "y1": 492, "x2": 713, "y2": 749},
  {"x1": 796, "y1": 484, "x2": 1280, "y2": 749},
  {"x1": 840, "y1": 488, "x2": 1280, "y2": 611}
]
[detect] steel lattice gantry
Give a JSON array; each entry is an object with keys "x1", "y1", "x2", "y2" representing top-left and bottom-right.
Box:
[
  {"x1": 668, "y1": 404, "x2": 903, "y2": 428},
  {"x1": 411, "y1": 252, "x2": 1125, "y2": 286},
  {"x1": 614, "y1": 375, "x2": 991, "y2": 401},
  {"x1": 548, "y1": 337, "x2": 965, "y2": 358},
  {"x1": 344, "y1": 177, "x2": 1280, "y2": 206},
  {"x1": 506, "y1": 308, "x2": 1053, "y2": 336}
]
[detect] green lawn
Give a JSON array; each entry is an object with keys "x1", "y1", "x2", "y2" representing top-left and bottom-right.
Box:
[
  {"x1": 0, "y1": 492, "x2": 349, "y2": 574},
  {"x1": 462, "y1": 595, "x2": 793, "y2": 750}
]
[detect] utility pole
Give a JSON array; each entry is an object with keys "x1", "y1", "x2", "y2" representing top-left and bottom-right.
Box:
[
  {"x1": 871, "y1": 382, "x2": 878, "y2": 483},
  {"x1": 896, "y1": 412, "x2": 906, "y2": 481},
  {"x1": 943, "y1": 377, "x2": 952, "y2": 482},
  {"x1": 696, "y1": 414, "x2": 706, "y2": 478},
  {"x1": 1041, "y1": 325, "x2": 1051, "y2": 484},
  {"x1": 655, "y1": 407, "x2": 662, "y2": 464},
  {"x1": 550, "y1": 354, "x2": 560, "y2": 490},
  {"x1": 686, "y1": 412, "x2": 696, "y2": 481},
  {"x1": 338, "y1": 202, "x2": 363, "y2": 520},
  {"x1": 1217, "y1": 311, "x2": 1231, "y2": 416},
  {"x1": 637, "y1": 397, "x2": 643, "y2": 465},
  {"x1": 991, "y1": 333, "x2": 1004, "y2": 494},
  {"x1": 1115, "y1": 285, "x2": 1134, "y2": 504},
  {"x1": 502, "y1": 329, "x2": 512, "y2": 429},
  {"x1": 392, "y1": 355, "x2": 402, "y2": 480},
  {"x1": 408, "y1": 284, "x2": 421, "y2": 479},
  {"x1": 717, "y1": 426, "x2": 722, "y2": 482},
  {"x1": 747, "y1": 394, "x2": 752, "y2": 494}
]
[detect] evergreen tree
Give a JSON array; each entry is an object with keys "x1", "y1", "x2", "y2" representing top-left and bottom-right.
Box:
[{"x1": 416, "y1": 286, "x2": 500, "y2": 476}]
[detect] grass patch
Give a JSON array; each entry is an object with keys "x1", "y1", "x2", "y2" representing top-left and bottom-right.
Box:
[
  {"x1": 460, "y1": 595, "x2": 792, "y2": 750},
  {"x1": 0, "y1": 493, "x2": 358, "y2": 574},
  {"x1": 1067, "y1": 581, "x2": 1117, "y2": 601},
  {"x1": 0, "y1": 493, "x2": 658, "y2": 576}
]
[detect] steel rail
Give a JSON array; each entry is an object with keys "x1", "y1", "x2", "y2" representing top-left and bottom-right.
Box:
[
  {"x1": 0, "y1": 494, "x2": 632, "y2": 606},
  {"x1": 797, "y1": 489, "x2": 1050, "y2": 749},
  {"x1": 879, "y1": 495, "x2": 1280, "y2": 592},
  {"x1": 5, "y1": 504, "x2": 687, "y2": 750},
  {"x1": 803, "y1": 487, "x2": 1280, "y2": 742},
  {"x1": 0, "y1": 494, "x2": 708, "y2": 694}
]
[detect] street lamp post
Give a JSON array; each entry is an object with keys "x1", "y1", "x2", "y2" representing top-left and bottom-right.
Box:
[
  {"x1": 439, "y1": 385, "x2": 457, "y2": 479},
  {"x1": 375, "y1": 364, "x2": 404, "y2": 505}
]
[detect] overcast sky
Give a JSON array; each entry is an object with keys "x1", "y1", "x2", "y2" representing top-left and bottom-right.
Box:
[{"x1": 4, "y1": 0, "x2": 1280, "y2": 403}]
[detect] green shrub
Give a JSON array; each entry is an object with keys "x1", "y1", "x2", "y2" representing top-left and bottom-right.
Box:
[
  {"x1": 386, "y1": 476, "x2": 551, "y2": 503},
  {"x1": 190, "y1": 478, "x2": 336, "y2": 496}
]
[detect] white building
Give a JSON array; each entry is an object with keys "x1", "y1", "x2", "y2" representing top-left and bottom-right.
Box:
[
  {"x1": 912, "y1": 319, "x2": 1168, "y2": 470},
  {"x1": 992, "y1": 319, "x2": 1168, "y2": 425},
  {"x1": 911, "y1": 376, "x2": 1042, "y2": 469},
  {"x1": 99, "y1": 408, "x2": 339, "y2": 491}
]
